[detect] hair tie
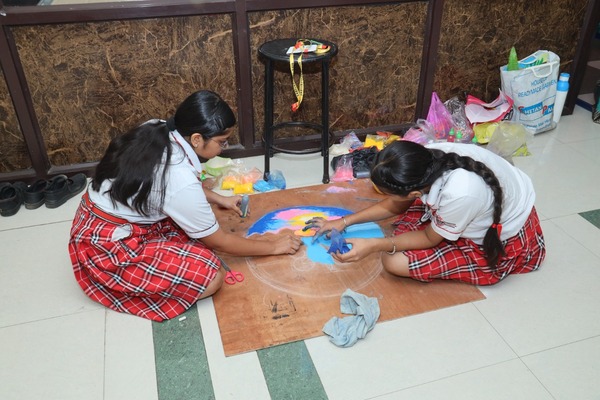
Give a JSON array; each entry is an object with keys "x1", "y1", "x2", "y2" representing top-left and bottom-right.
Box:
[
  {"x1": 491, "y1": 223, "x2": 503, "y2": 237},
  {"x1": 166, "y1": 117, "x2": 176, "y2": 132}
]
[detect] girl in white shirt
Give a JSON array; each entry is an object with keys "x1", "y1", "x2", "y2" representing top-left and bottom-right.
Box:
[
  {"x1": 69, "y1": 90, "x2": 302, "y2": 321},
  {"x1": 312, "y1": 140, "x2": 545, "y2": 285}
]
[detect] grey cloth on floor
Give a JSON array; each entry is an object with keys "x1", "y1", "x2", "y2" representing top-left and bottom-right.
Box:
[{"x1": 322, "y1": 288, "x2": 380, "y2": 347}]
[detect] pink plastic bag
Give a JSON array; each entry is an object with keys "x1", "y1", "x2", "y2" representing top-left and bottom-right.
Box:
[
  {"x1": 331, "y1": 154, "x2": 355, "y2": 182},
  {"x1": 403, "y1": 119, "x2": 436, "y2": 144},
  {"x1": 426, "y1": 92, "x2": 454, "y2": 140}
]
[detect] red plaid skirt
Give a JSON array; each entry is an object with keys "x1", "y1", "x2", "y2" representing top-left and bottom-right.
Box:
[
  {"x1": 69, "y1": 193, "x2": 219, "y2": 321},
  {"x1": 393, "y1": 201, "x2": 545, "y2": 285}
]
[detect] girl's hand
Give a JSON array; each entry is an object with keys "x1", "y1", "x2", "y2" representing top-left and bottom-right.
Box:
[
  {"x1": 330, "y1": 238, "x2": 373, "y2": 263},
  {"x1": 217, "y1": 194, "x2": 243, "y2": 215},
  {"x1": 272, "y1": 233, "x2": 303, "y2": 255},
  {"x1": 305, "y1": 217, "x2": 347, "y2": 241}
]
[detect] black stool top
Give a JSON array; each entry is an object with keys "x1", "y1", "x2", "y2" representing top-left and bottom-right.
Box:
[{"x1": 259, "y1": 38, "x2": 338, "y2": 63}]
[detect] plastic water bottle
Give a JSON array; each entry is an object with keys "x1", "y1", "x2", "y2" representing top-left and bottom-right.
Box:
[{"x1": 553, "y1": 72, "x2": 570, "y2": 124}]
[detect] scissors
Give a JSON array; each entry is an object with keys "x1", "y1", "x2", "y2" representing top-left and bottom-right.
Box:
[{"x1": 218, "y1": 256, "x2": 244, "y2": 285}]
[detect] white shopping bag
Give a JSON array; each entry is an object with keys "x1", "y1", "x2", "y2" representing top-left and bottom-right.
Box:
[{"x1": 500, "y1": 50, "x2": 560, "y2": 134}]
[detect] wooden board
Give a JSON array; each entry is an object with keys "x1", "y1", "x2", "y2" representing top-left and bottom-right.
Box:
[{"x1": 212, "y1": 179, "x2": 485, "y2": 356}]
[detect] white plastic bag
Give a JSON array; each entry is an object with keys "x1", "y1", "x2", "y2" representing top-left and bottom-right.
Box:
[{"x1": 500, "y1": 50, "x2": 560, "y2": 134}]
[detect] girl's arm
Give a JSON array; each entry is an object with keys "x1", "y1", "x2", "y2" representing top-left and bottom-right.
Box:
[
  {"x1": 200, "y1": 227, "x2": 303, "y2": 256},
  {"x1": 331, "y1": 224, "x2": 444, "y2": 263},
  {"x1": 312, "y1": 197, "x2": 416, "y2": 239},
  {"x1": 203, "y1": 187, "x2": 243, "y2": 216}
]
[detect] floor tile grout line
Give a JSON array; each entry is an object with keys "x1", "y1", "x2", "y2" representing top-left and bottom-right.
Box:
[{"x1": 0, "y1": 308, "x2": 103, "y2": 330}]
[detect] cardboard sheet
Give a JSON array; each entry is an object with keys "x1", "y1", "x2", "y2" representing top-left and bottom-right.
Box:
[{"x1": 212, "y1": 179, "x2": 485, "y2": 356}]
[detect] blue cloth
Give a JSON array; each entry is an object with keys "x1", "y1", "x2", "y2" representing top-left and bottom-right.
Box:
[{"x1": 322, "y1": 289, "x2": 380, "y2": 347}]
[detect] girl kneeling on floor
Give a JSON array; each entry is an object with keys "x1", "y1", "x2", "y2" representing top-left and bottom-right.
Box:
[
  {"x1": 312, "y1": 140, "x2": 545, "y2": 285},
  {"x1": 69, "y1": 90, "x2": 302, "y2": 321}
]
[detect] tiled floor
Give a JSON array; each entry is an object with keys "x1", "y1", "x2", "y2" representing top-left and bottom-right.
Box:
[{"x1": 1, "y1": 105, "x2": 600, "y2": 400}]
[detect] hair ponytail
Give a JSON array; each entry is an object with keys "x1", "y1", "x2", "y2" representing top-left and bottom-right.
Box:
[
  {"x1": 443, "y1": 152, "x2": 505, "y2": 268},
  {"x1": 93, "y1": 120, "x2": 171, "y2": 215}
]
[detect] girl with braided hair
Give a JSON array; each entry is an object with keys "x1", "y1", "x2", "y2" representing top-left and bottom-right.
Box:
[
  {"x1": 312, "y1": 140, "x2": 545, "y2": 285},
  {"x1": 69, "y1": 90, "x2": 302, "y2": 321}
]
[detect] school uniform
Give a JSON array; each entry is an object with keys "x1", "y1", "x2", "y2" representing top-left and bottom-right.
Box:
[
  {"x1": 392, "y1": 142, "x2": 545, "y2": 285},
  {"x1": 69, "y1": 129, "x2": 220, "y2": 321}
]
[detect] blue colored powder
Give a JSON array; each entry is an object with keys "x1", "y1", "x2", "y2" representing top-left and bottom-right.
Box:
[{"x1": 246, "y1": 206, "x2": 384, "y2": 265}]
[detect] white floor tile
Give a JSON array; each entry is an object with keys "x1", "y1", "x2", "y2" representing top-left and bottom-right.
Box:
[
  {"x1": 512, "y1": 140, "x2": 600, "y2": 218},
  {"x1": 375, "y1": 359, "x2": 554, "y2": 400},
  {"x1": 552, "y1": 213, "x2": 600, "y2": 258},
  {"x1": 552, "y1": 105, "x2": 599, "y2": 143},
  {"x1": 267, "y1": 153, "x2": 331, "y2": 188},
  {"x1": 476, "y1": 220, "x2": 600, "y2": 356},
  {"x1": 307, "y1": 304, "x2": 516, "y2": 400},
  {"x1": 523, "y1": 336, "x2": 600, "y2": 400},
  {"x1": 196, "y1": 299, "x2": 271, "y2": 400},
  {"x1": 0, "y1": 309, "x2": 105, "y2": 400},
  {"x1": 0, "y1": 220, "x2": 102, "y2": 328},
  {"x1": 105, "y1": 312, "x2": 158, "y2": 400},
  {"x1": 567, "y1": 137, "x2": 600, "y2": 167}
]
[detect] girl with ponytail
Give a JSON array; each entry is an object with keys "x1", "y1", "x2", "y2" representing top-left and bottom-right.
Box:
[
  {"x1": 69, "y1": 90, "x2": 302, "y2": 321},
  {"x1": 312, "y1": 140, "x2": 545, "y2": 285}
]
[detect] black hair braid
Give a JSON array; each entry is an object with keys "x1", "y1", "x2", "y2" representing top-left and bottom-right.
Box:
[
  {"x1": 371, "y1": 141, "x2": 505, "y2": 269},
  {"x1": 443, "y1": 152, "x2": 505, "y2": 268}
]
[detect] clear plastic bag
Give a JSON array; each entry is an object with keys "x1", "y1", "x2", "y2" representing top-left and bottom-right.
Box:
[
  {"x1": 444, "y1": 97, "x2": 474, "y2": 143},
  {"x1": 486, "y1": 122, "x2": 534, "y2": 163}
]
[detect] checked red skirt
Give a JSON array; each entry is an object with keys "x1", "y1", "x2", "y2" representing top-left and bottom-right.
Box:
[
  {"x1": 69, "y1": 194, "x2": 219, "y2": 321},
  {"x1": 393, "y1": 201, "x2": 546, "y2": 285}
]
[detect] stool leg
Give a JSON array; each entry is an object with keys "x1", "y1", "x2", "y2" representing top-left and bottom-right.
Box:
[
  {"x1": 264, "y1": 60, "x2": 274, "y2": 181},
  {"x1": 321, "y1": 60, "x2": 330, "y2": 184}
]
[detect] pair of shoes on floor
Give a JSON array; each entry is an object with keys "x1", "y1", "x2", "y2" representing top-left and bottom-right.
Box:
[
  {"x1": 0, "y1": 181, "x2": 27, "y2": 217},
  {"x1": 0, "y1": 173, "x2": 87, "y2": 217}
]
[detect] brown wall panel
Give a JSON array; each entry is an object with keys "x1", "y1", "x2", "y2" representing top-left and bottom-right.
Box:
[
  {"x1": 248, "y1": 3, "x2": 428, "y2": 139},
  {"x1": 434, "y1": 0, "x2": 588, "y2": 102},
  {"x1": 12, "y1": 15, "x2": 238, "y2": 167},
  {"x1": 0, "y1": 66, "x2": 31, "y2": 173}
]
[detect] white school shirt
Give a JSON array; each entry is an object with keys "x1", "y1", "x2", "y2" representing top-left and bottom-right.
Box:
[
  {"x1": 88, "y1": 129, "x2": 219, "y2": 239},
  {"x1": 421, "y1": 142, "x2": 535, "y2": 244}
]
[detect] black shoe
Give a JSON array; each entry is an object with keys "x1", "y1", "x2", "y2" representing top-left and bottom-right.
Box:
[
  {"x1": 0, "y1": 181, "x2": 27, "y2": 217},
  {"x1": 24, "y1": 179, "x2": 48, "y2": 209},
  {"x1": 44, "y1": 173, "x2": 87, "y2": 209}
]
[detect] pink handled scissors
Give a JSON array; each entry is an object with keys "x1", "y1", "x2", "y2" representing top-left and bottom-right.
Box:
[{"x1": 218, "y1": 257, "x2": 244, "y2": 285}]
